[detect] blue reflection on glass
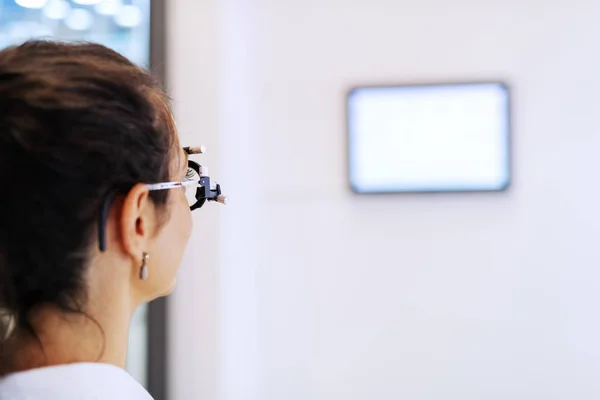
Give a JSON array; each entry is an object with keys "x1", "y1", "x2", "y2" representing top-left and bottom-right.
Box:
[{"x1": 0, "y1": 0, "x2": 150, "y2": 68}]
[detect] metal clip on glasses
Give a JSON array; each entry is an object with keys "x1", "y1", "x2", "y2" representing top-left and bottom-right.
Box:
[
  {"x1": 182, "y1": 146, "x2": 228, "y2": 209},
  {"x1": 98, "y1": 145, "x2": 227, "y2": 252}
]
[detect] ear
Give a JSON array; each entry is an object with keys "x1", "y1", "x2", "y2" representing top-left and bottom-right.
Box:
[{"x1": 119, "y1": 183, "x2": 157, "y2": 262}]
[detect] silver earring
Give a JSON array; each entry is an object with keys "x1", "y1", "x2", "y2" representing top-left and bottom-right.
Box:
[{"x1": 140, "y1": 252, "x2": 149, "y2": 280}]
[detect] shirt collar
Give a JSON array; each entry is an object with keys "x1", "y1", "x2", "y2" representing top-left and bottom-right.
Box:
[{"x1": 0, "y1": 362, "x2": 153, "y2": 400}]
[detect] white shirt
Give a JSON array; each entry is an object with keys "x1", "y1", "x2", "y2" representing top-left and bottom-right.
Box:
[{"x1": 0, "y1": 363, "x2": 153, "y2": 400}]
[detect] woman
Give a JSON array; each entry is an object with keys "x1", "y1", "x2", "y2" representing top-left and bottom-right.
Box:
[{"x1": 0, "y1": 40, "x2": 224, "y2": 399}]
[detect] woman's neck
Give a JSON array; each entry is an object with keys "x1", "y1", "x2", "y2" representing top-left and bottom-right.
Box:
[{"x1": 5, "y1": 299, "x2": 134, "y2": 374}]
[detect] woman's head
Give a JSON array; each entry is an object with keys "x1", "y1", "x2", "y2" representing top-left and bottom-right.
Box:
[{"x1": 0, "y1": 40, "x2": 192, "y2": 365}]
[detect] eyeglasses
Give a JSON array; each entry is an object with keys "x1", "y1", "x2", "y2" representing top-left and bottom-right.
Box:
[
  {"x1": 147, "y1": 146, "x2": 227, "y2": 210},
  {"x1": 98, "y1": 145, "x2": 227, "y2": 251}
]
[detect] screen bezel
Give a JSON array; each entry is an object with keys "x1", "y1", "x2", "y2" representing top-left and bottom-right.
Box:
[{"x1": 346, "y1": 81, "x2": 512, "y2": 195}]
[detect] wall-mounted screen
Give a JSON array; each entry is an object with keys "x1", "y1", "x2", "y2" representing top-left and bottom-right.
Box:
[{"x1": 347, "y1": 82, "x2": 511, "y2": 193}]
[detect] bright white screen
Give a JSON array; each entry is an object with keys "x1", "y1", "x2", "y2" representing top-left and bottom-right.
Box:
[{"x1": 348, "y1": 83, "x2": 510, "y2": 193}]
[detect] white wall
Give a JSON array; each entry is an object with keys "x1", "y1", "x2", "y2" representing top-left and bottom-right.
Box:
[
  {"x1": 167, "y1": 2, "x2": 220, "y2": 400},
  {"x1": 169, "y1": 0, "x2": 600, "y2": 399}
]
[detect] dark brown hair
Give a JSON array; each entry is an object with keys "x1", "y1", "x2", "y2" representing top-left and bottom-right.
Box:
[{"x1": 0, "y1": 40, "x2": 176, "y2": 372}]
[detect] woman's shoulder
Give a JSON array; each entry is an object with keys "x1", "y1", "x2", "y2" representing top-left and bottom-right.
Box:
[{"x1": 0, "y1": 362, "x2": 153, "y2": 400}]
